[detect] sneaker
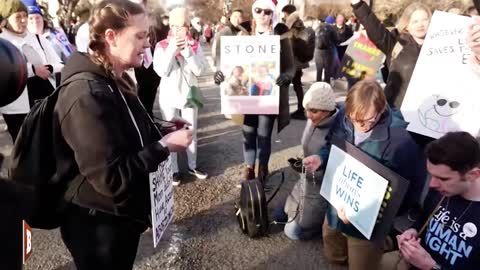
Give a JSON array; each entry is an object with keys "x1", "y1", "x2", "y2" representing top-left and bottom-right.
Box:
[
  {"x1": 291, "y1": 109, "x2": 306, "y2": 120},
  {"x1": 172, "y1": 173, "x2": 181, "y2": 186},
  {"x1": 188, "y1": 168, "x2": 208, "y2": 179}
]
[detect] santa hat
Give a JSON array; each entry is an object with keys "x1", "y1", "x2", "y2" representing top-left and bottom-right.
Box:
[{"x1": 252, "y1": 0, "x2": 279, "y2": 28}]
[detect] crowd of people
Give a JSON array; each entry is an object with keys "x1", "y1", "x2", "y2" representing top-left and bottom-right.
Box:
[{"x1": 0, "y1": 0, "x2": 480, "y2": 269}]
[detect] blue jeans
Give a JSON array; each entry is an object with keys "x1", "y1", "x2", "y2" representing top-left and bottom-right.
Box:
[{"x1": 242, "y1": 115, "x2": 275, "y2": 166}]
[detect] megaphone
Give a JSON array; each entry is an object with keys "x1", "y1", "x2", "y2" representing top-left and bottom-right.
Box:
[{"x1": 0, "y1": 38, "x2": 27, "y2": 107}]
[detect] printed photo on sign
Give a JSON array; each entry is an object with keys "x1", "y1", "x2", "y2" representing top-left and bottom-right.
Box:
[
  {"x1": 401, "y1": 11, "x2": 480, "y2": 139},
  {"x1": 321, "y1": 144, "x2": 388, "y2": 239},
  {"x1": 149, "y1": 157, "x2": 174, "y2": 248},
  {"x1": 220, "y1": 35, "x2": 280, "y2": 115}
]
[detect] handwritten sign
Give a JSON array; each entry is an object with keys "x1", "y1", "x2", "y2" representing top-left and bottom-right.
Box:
[
  {"x1": 401, "y1": 11, "x2": 480, "y2": 139},
  {"x1": 149, "y1": 157, "x2": 174, "y2": 248},
  {"x1": 220, "y1": 35, "x2": 280, "y2": 115},
  {"x1": 341, "y1": 33, "x2": 385, "y2": 83}
]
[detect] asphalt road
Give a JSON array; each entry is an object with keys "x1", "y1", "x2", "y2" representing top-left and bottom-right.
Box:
[{"x1": 0, "y1": 45, "x2": 347, "y2": 270}]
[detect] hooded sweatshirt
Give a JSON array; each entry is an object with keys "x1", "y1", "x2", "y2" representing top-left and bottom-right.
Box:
[{"x1": 53, "y1": 52, "x2": 169, "y2": 225}]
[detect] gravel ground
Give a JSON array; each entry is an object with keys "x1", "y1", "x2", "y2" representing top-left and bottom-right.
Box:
[{"x1": 1, "y1": 45, "x2": 348, "y2": 270}]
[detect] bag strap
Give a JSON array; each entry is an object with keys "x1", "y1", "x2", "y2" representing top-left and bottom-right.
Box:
[
  {"x1": 175, "y1": 57, "x2": 192, "y2": 88},
  {"x1": 418, "y1": 195, "x2": 446, "y2": 235}
]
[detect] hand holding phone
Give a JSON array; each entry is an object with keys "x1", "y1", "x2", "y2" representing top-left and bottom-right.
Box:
[{"x1": 175, "y1": 28, "x2": 187, "y2": 49}]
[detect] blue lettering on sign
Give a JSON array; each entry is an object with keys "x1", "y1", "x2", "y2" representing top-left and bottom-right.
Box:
[
  {"x1": 342, "y1": 166, "x2": 364, "y2": 189},
  {"x1": 425, "y1": 218, "x2": 473, "y2": 265},
  {"x1": 335, "y1": 184, "x2": 360, "y2": 212}
]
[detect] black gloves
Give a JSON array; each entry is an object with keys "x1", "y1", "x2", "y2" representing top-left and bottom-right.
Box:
[
  {"x1": 214, "y1": 71, "x2": 225, "y2": 85},
  {"x1": 276, "y1": 74, "x2": 291, "y2": 87}
]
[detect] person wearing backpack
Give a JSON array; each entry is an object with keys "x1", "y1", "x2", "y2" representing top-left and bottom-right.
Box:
[
  {"x1": 50, "y1": 1, "x2": 192, "y2": 269},
  {"x1": 282, "y1": 4, "x2": 315, "y2": 120},
  {"x1": 315, "y1": 17, "x2": 338, "y2": 82}
]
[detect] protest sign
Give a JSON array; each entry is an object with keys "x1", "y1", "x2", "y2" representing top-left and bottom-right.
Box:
[
  {"x1": 401, "y1": 11, "x2": 480, "y2": 139},
  {"x1": 341, "y1": 33, "x2": 385, "y2": 83},
  {"x1": 149, "y1": 157, "x2": 174, "y2": 248},
  {"x1": 321, "y1": 139, "x2": 409, "y2": 241},
  {"x1": 220, "y1": 35, "x2": 280, "y2": 115}
]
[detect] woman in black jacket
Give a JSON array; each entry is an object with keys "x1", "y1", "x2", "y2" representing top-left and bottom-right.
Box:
[
  {"x1": 214, "y1": 0, "x2": 295, "y2": 182},
  {"x1": 53, "y1": 1, "x2": 192, "y2": 269},
  {"x1": 350, "y1": 0, "x2": 431, "y2": 109}
]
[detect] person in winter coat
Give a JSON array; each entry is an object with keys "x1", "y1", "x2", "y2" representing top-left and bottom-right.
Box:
[
  {"x1": 283, "y1": 5, "x2": 315, "y2": 120},
  {"x1": 279, "y1": 82, "x2": 340, "y2": 240},
  {"x1": 334, "y1": 13, "x2": 353, "y2": 63},
  {"x1": 0, "y1": 0, "x2": 63, "y2": 141},
  {"x1": 53, "y1": 1, "x2": 192, "y2": 269},
  {"x1": 214, "y1": 0, "x2": 295, "y2": 182},
  {"x1": 468, "y1": 16, "x2": 480, "y2": 76},
  {"x1": 153, "y1": 7, "x2": 208, "y2": 186},
  {"x1": 23, "y1": 0, "x2": 74, "y2": 63},
  {"x1": 315, "y1": 17, "x2": 338, "y2": 82},
  {"x1": 211, "y1": 9, "x2": 248, "y2": 68},
  {"x1": 350, "y1": 0, "x2": 431, "y2": 109},
  {"x1": 132, "y1": 0, "x2": 162, "y2": 117},
  {"x1": 303, "y1": 80, "x2": 427, "y2": 270},
  {"x1": 351, "y1": 0, "x2": 433, "y2": 149}
]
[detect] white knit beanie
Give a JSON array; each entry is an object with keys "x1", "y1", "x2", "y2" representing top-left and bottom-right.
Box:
[{"x1": 303, "y1": 82, "x2": 336, "y2": 111}]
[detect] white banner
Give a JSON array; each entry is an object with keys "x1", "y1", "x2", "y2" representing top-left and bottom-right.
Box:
[
  {"x1": 320, "y1": 145, "x2": 388, "y2": 239},
  {"x1": 220, "y1": 35, "x2": 280, "y2": 115},
  {"x1": 401, "y1": 11, "x2": 480, "y2": 139},
  {"x1": 149, "y1": 157, "x2": 174, "y2": 248}
]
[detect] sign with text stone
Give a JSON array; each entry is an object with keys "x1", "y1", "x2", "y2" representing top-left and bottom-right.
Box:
[
  {"x1": 149, "y1": 157, "x2": 174, "y2": 248},
  {"x1": 220, "y1": 35, "x2": 280, "y2": 115},
  {"x1": 401, "y1": 11, "x2": 480, "y2": 139}
]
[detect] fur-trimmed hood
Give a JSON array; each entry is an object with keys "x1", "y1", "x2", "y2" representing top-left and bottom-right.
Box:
[{"x1": 285, "y1": 12, "x2": 308, "y2": 41}]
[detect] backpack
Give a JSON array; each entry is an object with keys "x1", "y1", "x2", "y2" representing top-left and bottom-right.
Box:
[
  {"x1": 8, "y1": 72, "x2": 92, "y2": 229},
  {"x1": 235, "y1": 172, "x2": 284, "y2": 238},
  {"x1": 316, "y1": 24, "x2": 332, "y2": 50}
]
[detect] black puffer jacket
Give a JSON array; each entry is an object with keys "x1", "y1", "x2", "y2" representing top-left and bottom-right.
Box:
[
  {"x1": 53, "y1": 52, "x2": 169, "y2": 226},
  {"x1": 353, "y1": 1, "x2": 422, "y2": 108},
  {"x1": 273, "y1": 23, "x2": 296, "y2": 132}
]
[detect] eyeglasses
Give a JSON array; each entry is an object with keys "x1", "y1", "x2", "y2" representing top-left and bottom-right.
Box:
[
  {"x1": 349, "y1": 113, "x2": 380, "y2": 127},
  {"x1": 254, "y1": 8, "x2": 273, "y2": 16}
]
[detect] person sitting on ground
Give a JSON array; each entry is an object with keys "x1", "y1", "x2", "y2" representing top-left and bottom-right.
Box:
[
  {"x1": 277, "y1": 82, "x2": 340, "y2": 240},
  {"x1": 382, "y1": 132, "x2": 480, "y2": 270},
  {"x1": 303, "y1": 80, "x2": 427, "y2": 270}
]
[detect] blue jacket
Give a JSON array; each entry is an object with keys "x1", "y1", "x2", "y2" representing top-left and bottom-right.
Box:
[{"x1": 320, "y1": 106, "x2": 427, "y2": 239}]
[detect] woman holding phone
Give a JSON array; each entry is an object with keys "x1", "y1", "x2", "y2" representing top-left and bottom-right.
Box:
[{"x1": 153, "y1": 6, "x2": 208, "y2": 186}]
